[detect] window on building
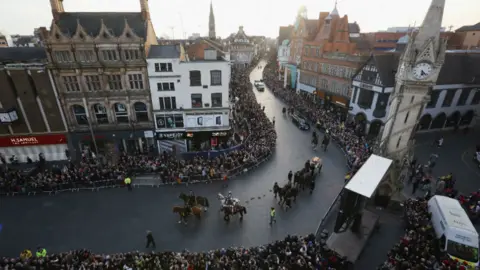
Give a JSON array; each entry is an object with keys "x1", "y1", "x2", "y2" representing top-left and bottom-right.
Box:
[
  {"x1": 85, "y1": 75, "x2": 101, "y2": 91},
  {"x1": 157, "y1": 82, "x2": 175, "y2": 91},
  {"x1": 361, "y1": 70, "x2": 376, "y2": 84},
  {"x1": 158, "y1": 97, "x2": 177, "y2": 111},
  {"x1": 124, "y1": 49, "x2": 140, "y2": 61},
  {"x1": 92, "y1": 103, "x2": 109, "y2": 124},
  {"x1": 54, "y1": 51, "x2": 71, "y2": 63},
  {"x1": 304, "y1": 47, "x2": 309, "y2": 56},
  {"x1": 352, "y1": 87, "x2": 358, "y2": 103},
  {"x1": 156, "y1": 114, "x2": 184, "y2": 129},
  {"x1": 211, "y1": 93, "x2": 222, "y2": 107},
  {"x1": 113, "y1": 103, "x2": 129, "y2": 123},
  {"x1": 101, "y1": 50, "x2": 118, "y2": 61},
  {"x1": 456, "y1": 88, "x2": 472, "y2": 106},
  {"x1": 396, "y1": 136, "x2": 402, "y2": 148},
  {"x1": 442, "y1": 90, "x2": 455, "y2": 107},
  {"x1": 316, "y1": 48, "x2": 320, "y2": 56},
  {"x1": 426, "y1": 91, "x2": 440, "y2": 108},
  {"x1": 471, "y1": 89, "x2": 480, "y2": 105},
  {"x1": 134, "y1": 102, "x2": 149, "y2": 122},
  {"x1": 314, "y1": 63, "x2": 318, "y2": 72},
  {"x1": 72, "y1": 105, "x2": 88, "y2": 125},
  {"x1": 357, "y1": 89, "x2": 375, "y2": 109},
  {"x1": 210, "y1": 70, "x2": 222, "y2": 86},
  {"x1": 190, "y1": 70, "x2": 202, "y2": 86},
  {"x1": 155, "y1": 63, "x2": 172, "y2": 72},
  {"x1": 128, "y1": 74, "x2": 144, "y2": 90},
  {"x1": 77, "y1": 50, "x2": 95, "y2": 63},
  {"x1": 107, "y1": 74, "x2": 123, "y2": 90},
  {"x1": 310, "y1": 77, "x2": 317, "y2": 87},
  {"x1": 191, "y1": 94, "x2": 203, "y2": 108},
  {"x1": 320, "y1": 79, "x2": 328, "y2": 90},
  {"x1": 404, "y1": 112, "x2": 410, "y2": 124},
  {"x1": 63, "y1": 76, "x2": 80, "y2": 92}
]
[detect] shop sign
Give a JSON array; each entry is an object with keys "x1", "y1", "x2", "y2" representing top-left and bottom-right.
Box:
[
  {"x1": 185, "y1": 115, "x2": 224, "y2": 128},
  {"x1": 360, "y1": 83, "x2": 374, "y2": 90},
  {"x1": 212, "y1": 131, "x2": 228, "y2": 137},
  {"x1": 0, "y1": 134, "x2": 67, "y2": 147},
  {"x1": 0, "y1": 109, "x2": 19, "y2": 124},
  {"x1": 156, "y1": 132, "x2": 192, "y2": 140}
]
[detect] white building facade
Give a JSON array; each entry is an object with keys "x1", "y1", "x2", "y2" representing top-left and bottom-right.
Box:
[
  {"x1": 277, "y1": 40, "x2": 290, "y2": 80},
  {"x1": 147, "y1": 44, "x2": 231, "y2": 153},
  {"x1": 349, "y1": 52, "x2": 480, "y2": 138}
]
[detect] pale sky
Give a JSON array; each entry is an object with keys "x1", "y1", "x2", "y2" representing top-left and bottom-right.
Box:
[{"x1": 0, "y1": 0, "x2": 477, "y2": 39}]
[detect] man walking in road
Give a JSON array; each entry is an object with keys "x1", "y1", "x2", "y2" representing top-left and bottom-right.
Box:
[
  {"x1": 287, "y1": 171, "x2": 293, "y2": 183},
  {"x1": 269, "y1": 207, "x2": 276, "y2": 225},
  {"x1": 146, "y1": 230, "x2": 156, "y2": 249},
  {"x1": 124, "y1": 176, "x2": 132, "y2": 191}
]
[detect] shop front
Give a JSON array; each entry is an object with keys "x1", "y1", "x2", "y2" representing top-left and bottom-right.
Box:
[
  {"x1": 0, "y1": 133, "x2": 68, "y2": 163},
  {"x1": 68, "y1": 129, "x2": 155, "y2": 159},
  {"x1": 155, "y1": 129, "x2": 232, "y2": 158}
]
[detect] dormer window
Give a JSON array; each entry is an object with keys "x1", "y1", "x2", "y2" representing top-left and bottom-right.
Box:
[
  {"x1": 79, "y1": 33, "x2": 84, "y2": 39},
  {"x1": 103, "y1": 33, "x2": 109, "y2": 39},
  {"x1": 55, "y1": 33, "x2": 60, "y2": 39},
  {"x1": 101, "y1": 50, "x2": 118, "y2": 61}
]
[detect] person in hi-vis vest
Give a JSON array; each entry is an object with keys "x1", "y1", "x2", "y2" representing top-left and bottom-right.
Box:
[{"x1": 124, "y1": 176, "x2": 132, "y2": 191}]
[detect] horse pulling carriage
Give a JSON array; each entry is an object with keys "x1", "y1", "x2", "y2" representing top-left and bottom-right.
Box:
[
  {"x1": 273, "y1": 157, "x2": 323, "y2": 209},
  {"x1": 218, "y1": 193, "x2": 247, "y2": 222},
  {"x1": 172, "y1": 192, "x2": 210, "y2": 224}
]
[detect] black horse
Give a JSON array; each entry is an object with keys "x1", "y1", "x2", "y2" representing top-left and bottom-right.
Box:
[{"x1": 221, "y1": 204, "x2": 247, "y2": 221}]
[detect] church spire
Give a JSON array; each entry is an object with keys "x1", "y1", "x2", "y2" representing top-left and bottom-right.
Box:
[
  {"x1": 209, "y1": 1, "x2": 216, "y2": 39},
  {"x1": 413, "y1": 0, "x2": 445, "y2": 53}
]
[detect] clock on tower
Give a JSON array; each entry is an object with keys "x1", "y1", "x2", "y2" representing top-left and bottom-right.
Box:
[{"x1": 380, "y1": 0, "x2": 447, "y2": 161}]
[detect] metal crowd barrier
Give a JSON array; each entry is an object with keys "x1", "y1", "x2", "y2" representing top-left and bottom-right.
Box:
[{"x1": 0, "y1": 152, "x2": 274, "y2": 197}]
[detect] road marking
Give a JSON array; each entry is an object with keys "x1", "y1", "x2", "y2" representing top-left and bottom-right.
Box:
[{"x1": 461, "y1": 149, "x2": 480, "y2": 178}]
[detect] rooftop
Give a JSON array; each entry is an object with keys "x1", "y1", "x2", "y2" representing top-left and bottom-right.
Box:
[
  {"x1": 55, "y1": 12, "x2": 146, "y2": 38},
  {"x1": 147, "y1": 44, "x2": 181, "y2": 59},
  {"x1": 0, "y1": 47, "x2": 47, "y2": 64},
  {"x1": 456, "y1": 22, "x2": 480, "y2": 32}
]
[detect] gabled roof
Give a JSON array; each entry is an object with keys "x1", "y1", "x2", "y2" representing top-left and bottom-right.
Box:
[
  {"x1": 147, "y1": 45, "x2": 181, "y2": 59},
  {"x1": 0, "y1": 47, "x2": 47, "y2": 63},
  {"x1": 56, "y1": 12, "x2": 146, "y2": 38},
  {"x1": 348, "y1": 23, "x2": 360, "y2": 34},
  {"x1": 357, "y1": 52, "x2": 480, "y2": 87},
  {"x1": 278, "y1": 26, "x2": 293, "y2": 45},
  {"x1": 456, "y1": 22, "x2": 480, "y2": 32}
]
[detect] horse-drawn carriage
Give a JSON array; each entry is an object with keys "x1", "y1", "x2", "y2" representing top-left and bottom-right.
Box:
[{"x1": 291, "y1": 113, "x2": 310, "y2": 131}]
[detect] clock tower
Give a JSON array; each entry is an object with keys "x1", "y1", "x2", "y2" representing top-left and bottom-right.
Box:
[{"x1": 379, "y1": 0, "x2": 447, "y2": 160}]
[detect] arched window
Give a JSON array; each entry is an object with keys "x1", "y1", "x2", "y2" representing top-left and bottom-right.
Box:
[
  {"x1": 92, "y1": 103, "x2": 109, "y2": 124},
  {"x1": 72, "y1": 105, "x2": 88, "y2": 125},
  {"x1": 134, "y1": 102, "x2": 148, "y2": 122},
  {"x1": 114, "y1": 103, "x2": 129, "y2": 123}
]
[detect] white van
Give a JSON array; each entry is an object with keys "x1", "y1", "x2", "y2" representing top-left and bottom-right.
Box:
[{"x1": 428, "y1": 195, "x2": 479, "y2": 267}]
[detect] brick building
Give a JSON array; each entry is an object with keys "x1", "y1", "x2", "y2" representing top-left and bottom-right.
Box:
[
  {"x1": 453, "y1": 22, "x2": 480, "y2": 50},
  {"x1": 0, "y1": 47, "x2": 69, "y2": 163},
  {"x1": 41, "y1": 0, "x2": 158, "y2": 159},
  {"x1": 297, "y1": 4, "x2": 371, "y2": 110}
]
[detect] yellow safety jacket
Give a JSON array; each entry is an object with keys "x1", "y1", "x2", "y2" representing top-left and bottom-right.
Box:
[
  {"x1": 270, "y1": 209, "x2": 276, "y2": 217},
  {"x1": 36, "y1": 248, "x2": 47, "y2": 258},
  {"x1": 124, "y1": 177, "x2": 131, "y2": 184}
]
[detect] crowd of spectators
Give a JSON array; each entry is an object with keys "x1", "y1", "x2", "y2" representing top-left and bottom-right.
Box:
[
  {"x1": 378, "y1": 198, "x2": 471, "y2": 270},
  {"x1": 0, "y1": 63, "x2": 276, "y2": 195},
  {"x1": 262, "y1": 62, "x2": 373, "y2": 172},
  {"x1": 1, "y1": 234, "x2": 351, "y2": 269}
]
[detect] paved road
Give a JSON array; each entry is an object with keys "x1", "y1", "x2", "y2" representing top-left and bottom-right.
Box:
[
  {"x1": 0, "y1": 62, "x2": 349, "y2": 257},
  {"x1": 406, "y1": 130, "x2": 480, "y2": 195}
]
